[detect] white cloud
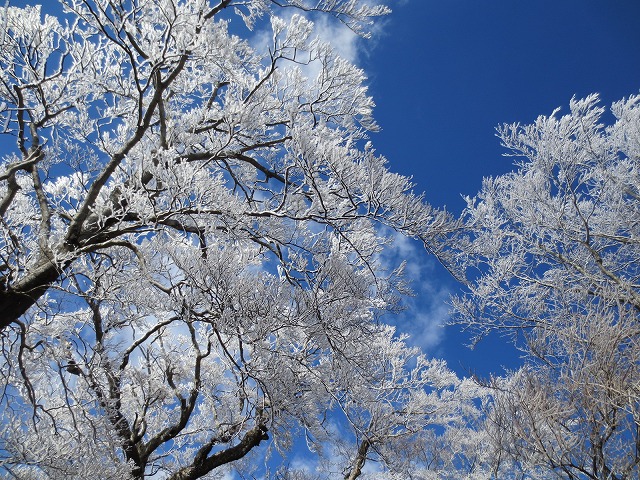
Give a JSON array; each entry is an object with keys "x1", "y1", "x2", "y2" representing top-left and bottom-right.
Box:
[
  {"x1": 404, "y1": 285, "x2": 450, "y2": 350},
  {"x1": 248, "y1": 8, "x2": 369, "y2": 67},
  {"x1": 379, "y1": 229, "x2": 451, "y2": 353},
  {"x1": 311, "y1": 14, "x2": 360, "y2": 64}
]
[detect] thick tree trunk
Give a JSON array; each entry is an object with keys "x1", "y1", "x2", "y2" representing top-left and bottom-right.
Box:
[
  {"x1": 167, "y1": 425, "x2": 268, "y2": 480},
  {"x1": 0, "y1": 257, "x2": 62, "y2": 329},
  {"x1": 344, "y1": 439, "x2": 371, "y2": 480}
]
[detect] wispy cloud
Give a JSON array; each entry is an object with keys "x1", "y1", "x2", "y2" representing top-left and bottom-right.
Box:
[
  {"x1": 248, "y1": 5, "x2": 385, "y2": 67},
  {"x1": 379, "y1": 229, "x2": 451, "y2": 353},
  {"x1": 404, "y1": 283, "x2": 450, "y2": 351},
  {"x1": 311, "y1": 14, "x2": 360, "y2": 63}
]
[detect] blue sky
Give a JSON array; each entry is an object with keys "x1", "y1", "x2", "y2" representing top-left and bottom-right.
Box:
[
  {"x1": 355, "y1": 0, "x2": 640, "y2": 376},
  {"x1": 367, "y1": 0, "x2": 640, "y2": 212}
]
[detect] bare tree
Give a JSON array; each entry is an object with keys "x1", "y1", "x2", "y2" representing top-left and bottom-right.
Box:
[
  {"x1": 0, "y1": 1, "x2": 468, "y2": 478},
  {"x1": 451, "y1": 94, "x2": 640, "y2": 479}
]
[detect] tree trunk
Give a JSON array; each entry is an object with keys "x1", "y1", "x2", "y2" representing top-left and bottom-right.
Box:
[
  {"x1": 167, "y1": 425, "x2": 268, "y2": 480},
  {"x1": 344, "y1": 439, "x2": 371, "y2": 480},
  {"x1": 0, "y1": 257, "x2": 62, "y2": 329}
]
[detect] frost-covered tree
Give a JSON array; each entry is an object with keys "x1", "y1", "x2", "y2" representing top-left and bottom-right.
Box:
[
  {"x1": 451, "y1": 94, "x2": 640, "y2": 479},
  {"x1": 0, "y1": 1, "x2": 470, "y2": 478},
  {"x1": 329, "y1": 336, "x2": 488, "y2": 480}
]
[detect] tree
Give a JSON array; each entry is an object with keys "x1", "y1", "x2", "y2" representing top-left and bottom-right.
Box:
[
  {"x1": 451, "y1": 94, "x2": 640, "y2": 479},
  {"x1": 326, "y1": 333, "x2": 488, "y2": 480},
  {"x1": 0, "y1": 1, "x2": 467, "y2": 478}
]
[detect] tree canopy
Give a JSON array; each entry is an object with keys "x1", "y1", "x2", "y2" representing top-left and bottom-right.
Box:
[
  {"x1": 451, "y1": 94, "x2": 640, "y2": 479},
  {"x1": 0, "y1": 1, "x2": 477, "y2": 479},
  {"x1": 1, "y1": 1, "x2": 639, "y2": 479}
]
